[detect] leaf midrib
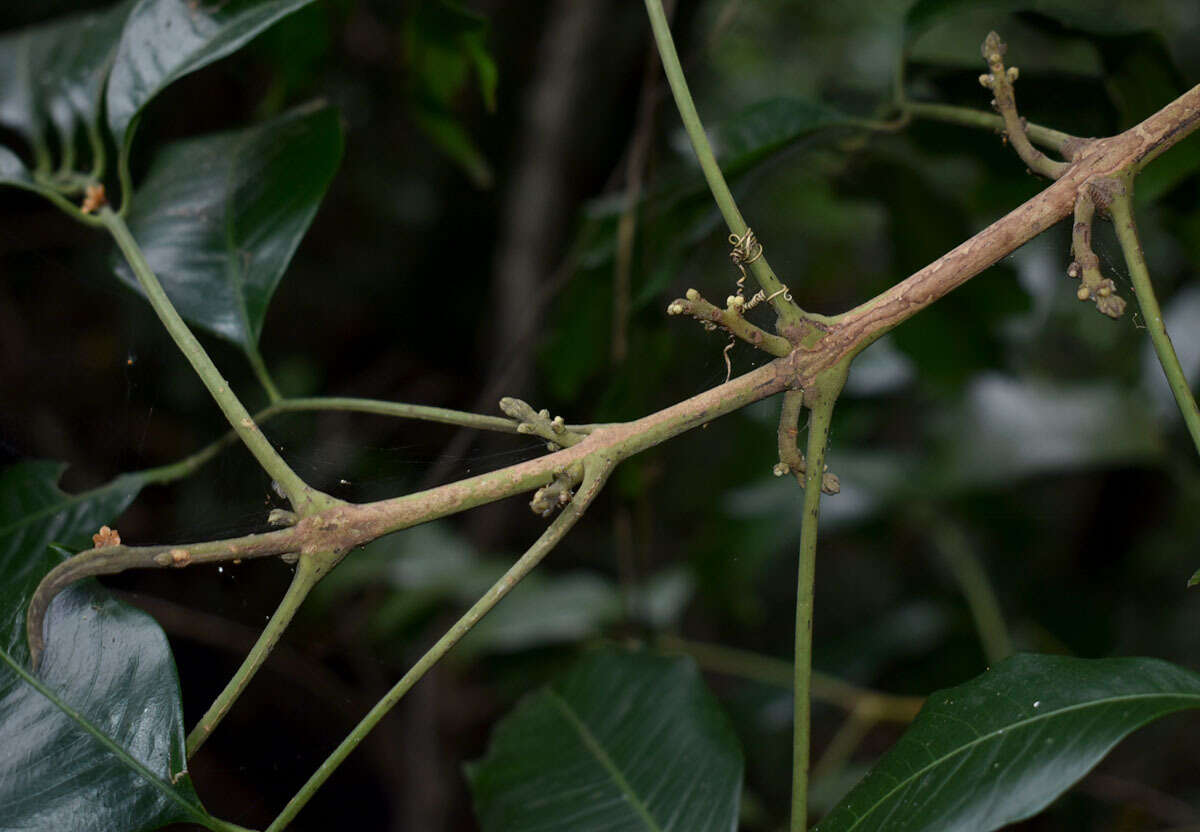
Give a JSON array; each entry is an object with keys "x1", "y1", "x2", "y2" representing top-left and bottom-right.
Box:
[
  {"x1": 0, "y1": 645, "x2": 214, "y2": 829},
  {"x1": 835, "y1": 690, "x2": 1200, "y2": 830},
  {"x1": 546, "y1": 689, "x2": 665, "y2": 832}
]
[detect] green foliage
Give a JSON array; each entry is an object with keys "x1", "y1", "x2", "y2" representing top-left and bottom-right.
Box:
[
  {"x1": 113, "y1": 102, "x2": 343, "y2": 350},
  {"x1": 106, "y1": 0, "x2": 317, "y2": 163},
  {"x1": 403, "y1": 0, "x2": 498, "y2": 187},
  {"x1": 0, "y1": 463, "x2": 216, "y2": 832},
  {"x1": 467, "y1": 648, "x2": 744, "y2": 832},
  {"x1": 816, "y1": 654, "x2": 1200, "y2": 831},
  {"x1": 2, "y1": 0, "x2": 1200, "y2": 829},
  {"x1": 0, "y1": 1, "x2": 130, "y2": 168}
]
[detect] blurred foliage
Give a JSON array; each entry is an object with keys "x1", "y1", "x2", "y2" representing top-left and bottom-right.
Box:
[{"x1": 3, "y1": 0, "x2": 1200, "y2": 829}]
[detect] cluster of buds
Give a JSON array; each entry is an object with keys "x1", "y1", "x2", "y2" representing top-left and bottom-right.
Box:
[
  {"x1": 529, "y1": 467, "x2": 581, "y2": 517},
  {"x1": 773, "y1": 461, "x2": 841, "y2": 495},
  {"x1": 1066, "y1": 260, "x2": 1126, "y2": 319},
  {"x1": 500, "y1": 397, "x2": 585, "y2": 450}
]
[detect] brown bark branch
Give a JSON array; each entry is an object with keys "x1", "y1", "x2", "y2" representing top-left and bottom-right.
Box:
[{"x1": 28, "y1": 80, "x2": 1200, "y2": 671}]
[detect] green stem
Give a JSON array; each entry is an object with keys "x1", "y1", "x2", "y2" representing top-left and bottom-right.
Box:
[
  {"x1": 904, "y1": 101, "x2": 1075, "y2": 155},
  {"x1": 275, "y1": 397, "x2": 524, "y2": 433},
  {"x1": 926, "y1": 511, "x2": 1012, "y2": 664},
  {"x1": 99, "y1": 207, "x2": 330, "y2": 514},
  {"x1": 1109, "y1": 185, "x2": 1200, "y2": 456},
  {"x1": 245, "y1": 342, "x2": 283, "y2": 404},
  {"x1": 265, "y1": 456, "x2": 615, "y2": 832},
  {"x1": 655, "y1": 634, "x2": 923, "y2": 720},
  {"x1": 643, "y1": 0, "x2": 806, "y2": 330},
  {"x1": 131, "y1": 396, "x2": 530, "y2": 492},
  {"x1": 186, "y1": 553, "x2": 328, "y2": 757},
  {"x1": 792, "y1": 397, "x2": 835, "y2": 832}
]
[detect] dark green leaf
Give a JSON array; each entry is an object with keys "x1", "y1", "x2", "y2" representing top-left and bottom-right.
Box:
[
  {"x1": 114, "y1": 102, "x2": 343, "y2": 349},
  {"x1": 0, "y1": 461, "x2": 219, "y2": 831},
  {"x1": 710, "y1": 97, "x2": 853, "y2": 174},
  {"x1": 0, "y1": 145, "x2": 48, "y2": 194},
  {"x1": 411, "y1": 106, "x2": 494, "y2": 189},
  {"x1": 1188, "y1": 567, "x2": 1200, "y2": 588},
  {"x1": 404, "y1": 0, "x2": 496, "y2": 184},
  {"x1": 903, "y1": 0, "x2": 1164, "y2": 49},
  {"x1": 106, "y1": 0, "x2": 318, "y2": 159},
  {"x1": 815, "y1": 653, "x2": 1200, "y2": 832},
  {"x1": 0, "y1": 2, "x2": 132, "y2": 170},
  {"x1": 468, "y1": 648, "x2": 743, "y2": 832}
]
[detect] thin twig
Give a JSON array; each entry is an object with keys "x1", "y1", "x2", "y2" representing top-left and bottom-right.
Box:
[
  {"x1": 655, "y1": 634, "x2": 923, "y2": 720},
  {"x1": 925, "y1": 510, "x2": 1012, "y2": 665},
  {"x1": 791, "y1": 395, "x2": 836, "y2": 832},
  {"x1": 1109, "y1": 181, "x2": 1200, "y2": 455},
  {"x1": 643, "y1": 0, "x2": 806, "y2": 331},
  {"x1": 905, "y1": 101, "x2": 1079, "y2": 157},
  {"x1": 776, "y1": 389, "x2": 840, "y2": 494},
  {"x1": 1069, "y1": 184, "x2": 1127, "y2": 318},
  {"x1": 99, "y1": 206, "x2": 335, "y2": 516},
  {"x1": 186, "y1": 552, "x2": 333, "y2": 757},
  {"x1": 979, "y1": 32, "x2": 1070, "y2": 179},
  {"x1": 666, "y1": 288, "x2": 793, "y2": 356}
]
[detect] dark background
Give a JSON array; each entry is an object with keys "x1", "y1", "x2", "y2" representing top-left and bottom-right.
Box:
[{"x1": 4, "y1": 0, "x2": 1200, "y2": 829}]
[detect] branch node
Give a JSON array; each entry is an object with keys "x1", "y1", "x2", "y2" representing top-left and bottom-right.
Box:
[
  {"x1": 268, "y1": 509, "x2": 298, "y2": 527},
  {"x1": 529, "y1": 464, "x2": 584, "y2": 517},
  {"x1": 499, "y1": 398, "x2": 586, "y2": 447}
]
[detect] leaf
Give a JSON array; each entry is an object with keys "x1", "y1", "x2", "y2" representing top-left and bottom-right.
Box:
[
  {"x1": 0, "y1": 2, "x2": 132, "y2": 168},
  {"x1": 106, "y1": 0, "x2": 318, "y2": 159},
  {"x1": 0, "y1": 461, "x2": 220, "y2": 831},
  {"x1": 114, "y1": 102, "x2": 343, "y2": 349},
  {"x1": 903, "y1": 0, "x2": 1165, "y2": 50},
  {"x1": 710, "y1": 97, "x2": 853, "y2": 174},
  {"x1": 815, "y1": 653, "x2": 1200, "y2": 832},
  {"x1": 467, "y1": 648, "x2": 744, "y2": 832},
  {"x1": 1188, "y1": 567, "x2": 1200, "y2": 588},
  {"x1": 0, "y1": 145, "x2": 48, "y2": 194},
  {"x1": 404, "y1": 0, "x2": 497, "y2": 185}
]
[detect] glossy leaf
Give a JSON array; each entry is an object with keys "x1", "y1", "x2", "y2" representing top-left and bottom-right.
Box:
[
  {"x1": 816, "y1": 653, "x2": 1200, "y2": 832},
  {"x1": 468, "y1": 648, "x2": 743, "y2": 832},
  {"x1": 0, "y1": 461, "x2": 219, "y2": 831},
  {"x1": 0, "y1": 2, "x2": 131, "y2": 169},
  {"x1": 106, "y1": 0, "x2": 318, "y2": 158},
  {"x1": 114, "y1": 102, "x2": 343, "y2": 348}
]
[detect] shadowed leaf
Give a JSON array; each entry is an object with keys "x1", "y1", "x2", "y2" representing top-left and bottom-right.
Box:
[
  {"x1": 816, "y1": 654, "x2": 1200, "y2": 831},
  {"x1": 114, "y1": 102, "x2": 343, "y2": 349},
  {"x1": 468, "y1": 648, "x2": 743, "y2": 832}
]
